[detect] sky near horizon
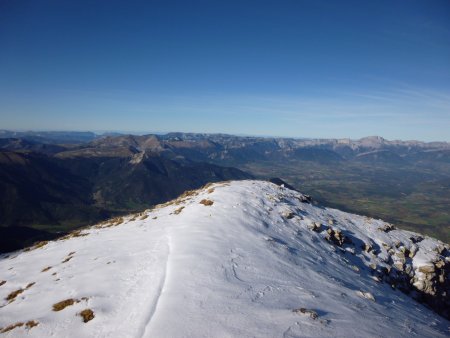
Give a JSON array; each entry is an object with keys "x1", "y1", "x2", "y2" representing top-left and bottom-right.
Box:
[{"x1": 0, "y1": 1, "x2": 449, "y2": 141}]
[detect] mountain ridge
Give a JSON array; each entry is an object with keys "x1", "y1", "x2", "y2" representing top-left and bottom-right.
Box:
[{"x1": 0, "y1": 180, "x2": 448, "y2": 337}]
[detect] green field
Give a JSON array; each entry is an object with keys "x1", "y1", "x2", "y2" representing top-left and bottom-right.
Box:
[{"x1": 241, "y1": 160, "x2": 450, "y2": 243}]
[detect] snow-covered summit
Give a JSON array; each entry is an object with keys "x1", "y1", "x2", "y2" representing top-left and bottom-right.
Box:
[{"x1": 0, "y1": 180, "x2": 449, "y2": 337}]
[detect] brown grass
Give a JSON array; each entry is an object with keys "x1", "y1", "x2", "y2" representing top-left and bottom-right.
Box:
[
  {"x1": 25, "y1": 282, "x2": 35, "y2": 289},
  {"x1": 173, "y1": 206, "x2": 185, "y2": 215},
  {"x1": 0, "y1": 322, "x2": 24, "y2": 333},
  {"x1": 62, "y1": 256, "x2": 73, "y2": 263},
  {"x1": 41, "y1": 266, "x2": 52, "y2": 272},
  {"x1": 6, "y1": 289, "x2": 24, "y2": 302},
  {"x1": 61, "y1": 229, "x2": 89, "y2": 239},
  {"x1": 140, "y1": 214, "x2": 149, "y2": 220},
  {"x1": 25, "y1": 320, "x2": 39, "y2": 329},
  {"x1": 179, "y1": 189, "x2": 199, "y2": 199},
  {"x1": 207, "y1": 188, "x2": 215, "y2": 194},
  {"x1": 200, "y1": 199, "x2": 214, "y2": 206},
  {"x1": 79, "y1": 309, "x2": 95, "y2": 323},
  {"x1": 202, "y1": 182, "x2": 215, "y2": 189},
  {"x1": 52, "y1": 298, "x2": 76, "y2": 311},
  {"x1": 4, "y1": 282, "x2": 33, "y2": 302},
  {"x1": 24, "y1": 240, "x2": 49, "y2": 252},
  {"x1": 0, "y1": 280, "x2": 5, "y2": 286}
]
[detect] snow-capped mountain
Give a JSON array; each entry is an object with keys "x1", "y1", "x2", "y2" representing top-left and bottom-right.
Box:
[{"x1": 0, "y1": 180, "x2": 449, "y2": 337}]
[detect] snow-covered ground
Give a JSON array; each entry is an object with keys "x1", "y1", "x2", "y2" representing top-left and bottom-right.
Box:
[{"x1": 0, "y1": 180, "x2": 449, "y2": 337}]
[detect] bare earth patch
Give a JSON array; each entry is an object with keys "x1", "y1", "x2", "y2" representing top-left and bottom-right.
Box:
[
  {"x1": 41, "y1": 266, "x2": 52, "y2": 272},
  {"x1": 0, "y1": 280, "x2": 6, "y2": 287}
]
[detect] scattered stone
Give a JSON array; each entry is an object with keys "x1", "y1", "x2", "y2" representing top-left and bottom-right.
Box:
[
  {"x1": 418, "y1": 264, "x2": 435, "y2": 274},
  {"x1": 377, "y1": 223, "x2": 395, "y2": 233},
  {"x1": 296, "y1": 195, "x2": 312, "y2": 204},
  {"x1": 308, "y1": 222, "x2": 322, "y2": 232},
  {"x1": 393, "y1": 262, "x2": 404, "y2": 272},
  {"x1": 410, "y1": 235, "x2": 424, "y2": 244},
  {"x1": 292, "y1": 308, "x2": 318, "y2": 320},
  {"x1": 362, "y1": 243, "x2": 372, "y2": 253},
  {"x1": 435, "y1": 260, "x2": 445, "y2": 269},
  {"x1": 325, "y1": 228, "x2": 346, "y2": 246},
  {"x1": 409, "y1": 245, "x2": 418, "y2": 258},
  {"x1": 356, "y1": 290, "x2": 375, "y2": 302}
]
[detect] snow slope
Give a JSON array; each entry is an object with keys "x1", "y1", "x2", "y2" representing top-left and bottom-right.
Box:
[{"x1": 0, "y1": 180, "x2": 449, "y2": 337}]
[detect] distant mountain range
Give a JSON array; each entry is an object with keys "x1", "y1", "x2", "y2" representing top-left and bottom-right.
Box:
[{"x1": 1, "y1": 131, "x2": 449, "y2": 251}]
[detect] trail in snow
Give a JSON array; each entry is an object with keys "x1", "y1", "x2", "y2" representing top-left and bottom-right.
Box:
[{"x1": 140, "y1": 234, "x2": 171, "y2": 338}]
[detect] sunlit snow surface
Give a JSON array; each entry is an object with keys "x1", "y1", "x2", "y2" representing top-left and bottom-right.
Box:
[{"x1": 0, "y1": 180, "x2": 448, "y2": 337}]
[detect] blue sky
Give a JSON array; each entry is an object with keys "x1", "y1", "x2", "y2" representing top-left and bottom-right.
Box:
[{"x1": 1, "y1": 0, "x2": 449, "y2": 141}]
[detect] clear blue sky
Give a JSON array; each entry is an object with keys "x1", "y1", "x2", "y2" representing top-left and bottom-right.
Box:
[{"x1": 1, "y1": 0, "x2": 449, "y2": 141}]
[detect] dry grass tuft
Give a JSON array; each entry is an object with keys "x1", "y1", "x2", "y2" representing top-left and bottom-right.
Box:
[
  {"x1": 24, "y1": 240, "x2": 49, "y2": 252},
  {"x1": 6, "y1": 289, "x2": 24, "y2": 302},
  {"x1": 179, "y1": 189, "x2": 199, "y2": 199},
  {"x1": 62, "y1": 256, "x2": 73, "y2": 263},
  {"x1": 52, "y1": 298, "x2": 76, "y2": 311},
  {"x1": 207, "y1": 188, "x2": 215, "y2": 194},
  {"x1": 0, "y1": 322, "x2": 24, "y2": 333},
  {"x1": 25, "y1": 320, "x2": 39, "y2": 329},
  {"x1": 0, "y1": 280, "x2": 6, "y2": 286},
  {"x1": 5, "y1": 283, "x2": 33, "y2": 302},
  {"x1": 202, "y1": 182, "x2": 215, "y2": 189},
  {"x1": 79, "y1": 309, "x2": 95, "y2": 323},
  {"x1": 41, "y1": 266, "x2": 52, "y2": 272},
  {"x1": 61, "y1": 229, "x2": 89, "y2": 240},
  {"x1": 25, "y1": 282, "x2": 35, "y2": 289},
  {"x1": 140, "y1": 214, "x2": 149, "y2": 220},
  {"x1": 173, "y1": 206, "x2": 185, "y2": 215},
  {"x1": 200, "y1": 199, "x2": 214, "y2": 206}
]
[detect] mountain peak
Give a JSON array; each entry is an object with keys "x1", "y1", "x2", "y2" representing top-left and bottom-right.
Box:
[{"x1": 0, "y1": 180, "x2": 448, "y2": 337}]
